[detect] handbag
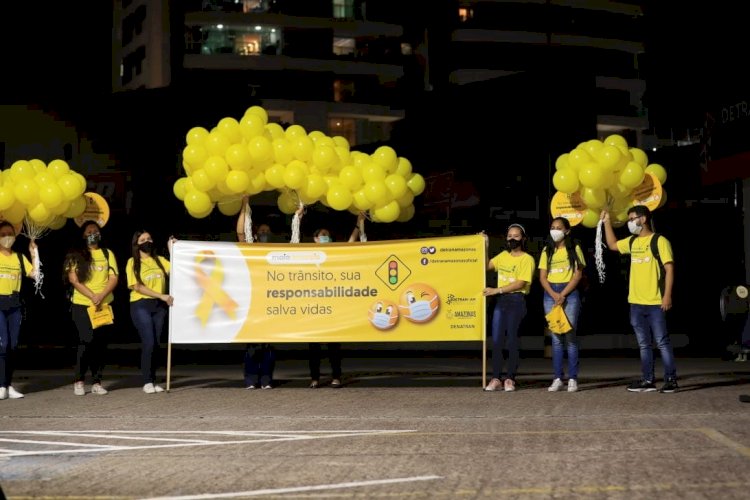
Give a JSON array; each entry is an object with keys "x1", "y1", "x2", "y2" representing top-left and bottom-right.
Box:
[
  {"x1": 87, "y1": 303, "x2": 115, "y2": 329},
  {"x1": 545, "y1": 304, "x2": 572, "y2": 334}
]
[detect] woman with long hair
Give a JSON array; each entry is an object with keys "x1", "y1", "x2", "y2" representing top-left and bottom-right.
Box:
[
  {"x1": 0, "y1": 221, "x2": 38, "y2": 400},
  {"x1": 64, "y1": 220, "x2": 118, "y2": 396},
  {"x1": 538, "y1": 217, "x2": 585, "y2": 392},
  {"x1": 126, "y1": 230, "x2": 174, "y2": 394}
]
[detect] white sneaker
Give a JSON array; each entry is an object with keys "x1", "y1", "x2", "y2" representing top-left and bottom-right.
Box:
[
  {"x1": 484, "y1": 378, "x2": 502, "y2": 392},
  {"x1": 7, "y1": 386, "x2": 24, "y2": 399},
  {"x1": 153, "y1": 384, "x2": 165, "y2": 393},
  {"x1": 91, "y1": 383, "x2": 108, "y2": 395},
  {"x1": 74, "y1": 381, "x2": 85, "y2": 396},
  {"x1": 143, "y1": 383, "x2": 156, "y2": 394},
  {"x1": 734, "y1": 353, "x2": 747, "y2": 362},
  {"x1": 548, "y1": 378, "x2": 564, "y2": 392},
  {"x1": 0, "y1": 387, "x2": 7, "y2": 400},
  {"x1": 567, "y1": 379, "x2": 578, "y2": 392}
]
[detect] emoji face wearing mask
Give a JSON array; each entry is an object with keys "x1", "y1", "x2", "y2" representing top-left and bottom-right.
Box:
[
  {"x1": 368, "y1": 300, "x2": 399, "y2": 330},
  {"x1": 399, "y1": 284, "x2": 440, "y2": 324}
]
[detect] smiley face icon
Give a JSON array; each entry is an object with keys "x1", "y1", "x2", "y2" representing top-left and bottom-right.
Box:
[
  {"x1": 398, "y1": 283, "x2": 440, "y2": 323},
  {"x1": 368, "y1": 299, "x2": 399, "y2": 330}
]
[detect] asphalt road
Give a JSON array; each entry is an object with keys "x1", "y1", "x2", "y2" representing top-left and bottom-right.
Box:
[{"x1": 1, "y1": 356, "x2": 749, "y2": 499}]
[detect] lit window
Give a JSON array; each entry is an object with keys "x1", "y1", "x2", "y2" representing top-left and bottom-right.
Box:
[
  {"x1": 328, "y1": 117, "x2": 356, "y2": 146},
  {"x1": 333, "y1": 37, "x2": 355, "y2": 57},
  {"x1": 458, "y1": 7, "x2": 473, "y2": 22},
  {"x1": 333, "y1": 79, "x2": 355, "y2": 102},
  {"x1": 333, "y1": 0, "x2": 354, "y2": 19}
]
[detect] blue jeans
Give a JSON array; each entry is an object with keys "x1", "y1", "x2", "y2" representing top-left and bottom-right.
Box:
[
  {"x1": 490, "y1": 293, "x2": 527, "y2": 380},
  {"x1": 543, "y1": 283, "x2": 581, "y2": 380},
  {"x1": 629, "y1": 304, "x2": 677, "y2": 381},
  {"x1": 0, "y1": 307, "x2": 22, "y2": 387},
  {"x1": 130, "y1": 299, "x2": 167, "y2": 385}
]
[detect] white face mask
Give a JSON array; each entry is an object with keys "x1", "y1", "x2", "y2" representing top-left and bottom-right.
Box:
[
  {"x1": 0, "y1": 236, "x2": 14, "y2": 249},
  {"x1": 371, "y1": 312, "x2": 393, "y2": 330},
  {"x1": 550, "y1": 229, "x2": 565, "y2": 243},
  {"x1": 627, "y1": 220, "x2": 643, "y2": 235}
]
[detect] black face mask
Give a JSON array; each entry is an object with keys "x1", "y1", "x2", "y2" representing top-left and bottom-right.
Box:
[
  {"x1": 507, "y1": 239, "x2": 522, "y2": 250},
  {"x1": 138, "y1": 241, "x2": 154, "y2": 254}
]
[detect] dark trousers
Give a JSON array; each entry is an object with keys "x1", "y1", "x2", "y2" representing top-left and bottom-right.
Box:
[
  {"x1": 490, "y1": 294, "x2": 527, "y2": 380},
  {"x1": 244, "y1": 344, "x2": 275, "y2": 386},
  {"x1": 0, "y1": 306, "x2": 22, "y2": 387},
  {"x1": 308, "y1": 343, "x2": 342, "y2": 380},
  {"x1": 72, "y1": 304, "x2": 110, "y2": 384},
  {"x1": 130, "y1": 299, "x2": 167, "y2": 385}
]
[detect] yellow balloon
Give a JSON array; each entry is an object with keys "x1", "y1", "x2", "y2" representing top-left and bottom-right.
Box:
[
  {"x1": 364, "y1": 180, "x2": 389, "y2": 205},
  {"x1": 204, "y1": 156, "x2": 229, "y2": 183},
  {"x1": 396, "y1": 190, "x2": 414, "y2": 208},
  {"x1": 225, "y1": 144, "x2": 253, "y2": 171},
  {"x1": 217, "y1": 197, "x2": 242, "y2": 216},
  {"x1": 308, "y1": 130, "x2": 326, "y2": 142},
  {"x1": 581, "y1": 187, "x2": 606, "y2": 209},
  {"x1": 204, "y1": 131, "x2": 232, "y2": 157},
  {"x1": 264, "y1": 164, "x2": 286, "y2": 189},
  {"x1": 384, "y1": 174, "x2": 408, "y2": 199},
  {"x1": 272, "y1": 138, "x2": 295, "y2": 165},
  {"x1": 13, "y1": 178, "x2": 39, "y2": 206},
  {"x1": 217, "y1": 117, "x2": 242, "y2": 144},
  {"x1": 191, "y1": 169, "x2": 215, "y2": 192},
  {"x1": 373, "y1": 200, "x2": 400, "y2": 223},
  {"x1": 48, "y1": 215, "x2": 67, "y2": 230},
  {"x1": 362, "y1": 163, "x2": 386, "y2": 184},
  {"x1": 49, "y1": 199, "x2": 71, "y2": 215},
  {"x1": 29, "y1": 202, "x2": 52, "y2": 224},
  {"x1": 581, "y1": 208, "x2": 601, "y2": 228},
  {"x1": 244, "y1": 105, "x2": 269, "y2": 125},
  {"x1": 10, "y1": 160, "x2": 35, "y2": 180},
  {"x1": 183, "y1": 144, "x2": 208, "y2": 170},
  {"x1": 352, "y1": 188, "x2": 374, "y2": 211},
  {"x1": 249, "y1": 172, "x2": 267, "y2": 194},
  {"x1": 39, "y1": 183, "x2": 63, "y2": 208},
  {"x1": 553, "y1": 168, "x2": 579, "y2": 194},
  {"x1": 604, "y1": 134, "x2": 628, "y2": 150},
  {"x1": 2, "y1": 201, "x2": 26, "y2": 224},
  {"x1": 619, "y1": 161, "x2": 645, "y2": 188},
  {"x1": 283, "y1": 161, "x2": 307, "y2": 190},
  {"x1": 0, "y1": 186, "x2": 15, "y2": 211},
  {"x1": 338, "y1": 165, "x2": 364, "y2": 191},
  {"x1": 406, "y1": 173, "x2": 425, "y2": 196},
  {"x1": 396, "y1": 204, "x2": 415, "y2": 222},
  {"x1": 567, "y1": 148, "x2": 591, "y2": 171},
  {"x1": 312, "y1": 145, "x2": 337, "y2": 170},
  {"x1": 645, "y1": 163, "x2": 667, "y2": 184},
  {"x1": 555, "y1": 153, "x2": 570, "y2": 171},
  {"x1": 332, "y1": 135, "x2": 350, "y2": 150},
  {"x1": 285, "y1": 124, "x2": 307, "y2": 140},
  {"x1": 264, "y1": 122, "x2": 285, "y2": 140},
  {"x1": 184, "y1": 190, "x2": 212, "y2": 214},
  {"x1": 292, "y1": 136, "x2": 314, "y2": 162},
  {"x1": 64, "y1": 196, "x2": 87, "y2": 218},
  {"x1": 239, "y1": 113, "x2": 265, "y2": 140},
  {"x1": 29, "y1": 159, "x2": 47, "y2": 174},
  {"x1": 395, "y1": 157, "x2": 413, "y2": 178},
  {"x1": 303, "y1": 173, "x2": 327, "y2": 199},
  {"x1": 248, "y1": 136, "x2": 273, "y2": 163},
  {"x1": 277, "y1": 191, "x2": 298, "y2": 214},
  {"x1": 326, "y1": 183, "x2": 354, "y2": 211},
  {"x1": 629, "y1": 147, "x2": 648, "y2": 167},
  {"x1": 47, "y1": 159, "x2": 71, "y2": 177},
  {"x1": 225, "y1": 170, "x2": 250, "y2": 193},
  {"x1": 593, "y1": 144, "x2": 622, "y2": 171},
  {"x1": 186, "y1": 126, "x2": 209, "y2": 146},
  {"x1": 372, "y1": 146, "x2": 397, "y2": 173}
]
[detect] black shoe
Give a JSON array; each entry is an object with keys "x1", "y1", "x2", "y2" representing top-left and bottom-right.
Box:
[
  {"x1": 739, "y1": 395, "x2": 750, "y2": 403},
  {"x1": 627, "y1": 380, "x2": 657, "y2": 392},
  {"x1": 659, "y1": 379, "x2": 679, "y2": 393}
]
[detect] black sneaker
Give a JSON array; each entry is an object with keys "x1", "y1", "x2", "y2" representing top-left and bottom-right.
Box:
[
  {"x1": 659, "y1": 379, "x2": 679, "y2": 393},
  {"x1": 627, "y1": 380, "x2": 657, "y2": 392}
]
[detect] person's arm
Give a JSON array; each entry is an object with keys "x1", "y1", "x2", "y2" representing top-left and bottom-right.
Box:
[
  {"x1": 600, "y1": 210, "x2": 619, "y2": 251},
  {"x1": 68, "y1": 268, "x2": 96, "y2": 303},
  {"x1": 348, "y1": 212, "x2": 366, "y2": 242},
  {"x1": 236, "y1": 196, "x2": 249, "y2": 242},
  {"x1": 28, "y1": 239, "x2": 39, "y2": 280},
  {"x1": 662, "y1": 262, "x2": 674, "y2": 311},
  {"x1": 131, "y1": 282, "x2": 173, "y2": 305}
]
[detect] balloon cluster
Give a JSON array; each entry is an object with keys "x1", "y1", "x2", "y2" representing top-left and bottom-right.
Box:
[
  {"x1": 0, "y1": 159, "x2": 87, "y2": 234},
  {"x1": 551, "y1": 134, "x2": 668, "y2": 228},
  {"x1": 173, "y1": 106, "x2": 425, "y2": 223}
]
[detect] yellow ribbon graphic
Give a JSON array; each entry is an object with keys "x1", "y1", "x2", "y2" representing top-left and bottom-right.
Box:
[{"x1": 194, "y1": 250, "x2": 238, "y2": 326}]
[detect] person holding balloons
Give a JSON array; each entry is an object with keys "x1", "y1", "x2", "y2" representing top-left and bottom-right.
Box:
[
  {"x1": 601, "y1": 205, "x2": 678, "y2": 393},
  {"x1": 482, "y1": 223, "x2": 535, "y2": 392},
  {"x1": 237, "y1": 196, "x2": 276, "y2": 390},
  {"x1": 538, "y1": 217, "x2": 586, "y2": 393},
  {"x1": 0, "y1": 221, "x2": 38, "y2": 400},
  {"x1": 126, "y1": 230, "x2": 174, "y2": 394},
  {"x1": 64, "y1": 220, "x2": 119, "y2": 396}
]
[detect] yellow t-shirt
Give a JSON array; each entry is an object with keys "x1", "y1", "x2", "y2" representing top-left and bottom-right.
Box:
[
  {"x1": 0, "y1": 252, "x2": 33, "y2": 295},
  {"x1": 538, "y1": 245, "x2": 586, "y2": 284},
  {"x1": 489, "y1": 251, "x2": 535, "y2": 295},
  {"x1": 126, "y1": 256, "x2": 170, "y2": 302},
  {"x1": 68, "y1": 248, "x2": 118, "y2": 306},
  {"x1": 616, "y1": 234, "x2": 673, "y2": 305}
]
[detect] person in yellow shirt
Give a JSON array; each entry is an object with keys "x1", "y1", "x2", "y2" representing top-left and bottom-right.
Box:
[
  {"x1": 0, "y1": 221, "x2": 38, "y2": 400},
  {"x1": 64, "y1": 221, "x2": 119, "y2": 396},
  {"x1": 539, "y1": 217, "x2": 586, "y2": 393},
  {"x1": 601, "y1": 205, "x2": 677, "y2": 393},
  {"x1": 482, "y1": 223, "x2": 535, "y2": 392},
  {"x1": 126, "y1": 230, "x2": 174, "y2": 394}
]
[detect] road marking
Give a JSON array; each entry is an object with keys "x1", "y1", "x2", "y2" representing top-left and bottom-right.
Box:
[
  {"x1": 140, "y1": 475, "x2": 442, "y2": 500},
  {"x1": 0, "y1": 430, "x2": 414, "y2": 458}
]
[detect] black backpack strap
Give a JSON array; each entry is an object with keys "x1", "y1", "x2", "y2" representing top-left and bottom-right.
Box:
[
  {"x1": 650, "y1": 234, "x2": 666, "y2": 297},
  {"x1": 16, "y1": 251, "x2": 25, "y2": 277},
  {"x1": 101, "y1": 247, "x2": 117, "y2": 274}
]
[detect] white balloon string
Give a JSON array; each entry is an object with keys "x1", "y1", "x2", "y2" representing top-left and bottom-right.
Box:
[
  {"x1": 243, "y1": 202, "x2": 253, "y2": 243},
  {"x1": 595, "y1": 219, "x2": 606, "y2": 284}
]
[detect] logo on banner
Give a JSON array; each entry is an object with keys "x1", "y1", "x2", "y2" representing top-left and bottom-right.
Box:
[
  {"x1": 194, "y1": 251, "x2": 239, "y2": 326},
  {"x1": 375, "y1": 255, "x2": 411, "y2": 290}
]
